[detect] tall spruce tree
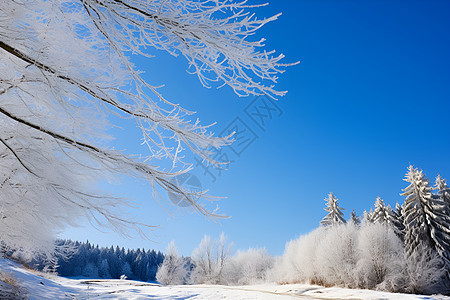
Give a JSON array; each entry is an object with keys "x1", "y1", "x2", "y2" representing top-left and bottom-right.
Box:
[
  {"x1": 320, "y1": 193, "x2": 346, "y2": 227},
  {"x1": 362, "y1": 209, "x2": 374, "y2": 224},
  {"x1": 389, "y1": 202, "x2": 405, "y2": 241},
  {"x1": 436, "y1": 175, "x2": 450, "y2": 215},
  {"x1": 372, "y1": 197, "x2": 390, "y2": 224},
  {"x1": 434, "y1": 175, "x2": 450, "y2": 268},
  {"x1": 402, "y1": 166, "x2": 434, "y2": 256},
  {"x1": 401, "y1": 166, "x2": 449, "y2": 266},
  {"x1": 350, "y1": 209, "x2": 360, "y2": 225}
]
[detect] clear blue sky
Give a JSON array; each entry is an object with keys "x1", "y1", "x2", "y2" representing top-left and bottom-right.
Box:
[{"x1": 63, "y1": 0, "x2": 450, "y2": 256}]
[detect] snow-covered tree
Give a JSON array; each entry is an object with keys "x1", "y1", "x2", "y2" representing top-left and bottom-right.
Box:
[
  {"x1": 98, "y1": 259, "x2": 111, "y2": 279},
  {"x1": 361, "y1": 209, "x2": 374, "y2": 225},
  {"x1": 320, "y1": 193, "x2": 346, "y2": 227},
  {"x1": 401, "y1": 165, "x2": 450, "y2": 272},
  {"x1": 434, "y1": 175, "x2": 450, "y2": 269},
  {"x1": 156, "y1": 241, "x2": 187, "y2": 285},
  {"x1": 190, "y1": 233, "x2": 232, "y2": 284},
  {"x1": 435, "y1": 175, "x2": 450, "y2": 220},
  {"x1": 401, "y1": 166, "x2": 434, "y2": 256},
  {"x1": 82, "y1": 262, "x2": 99, "y2": 278},
  {"x1": 436, "y1": 175, "x2": 450, "y2": 209},
  {"x1": 372, "y1": 197, "x2": 390, "y2": 225},
  {"x1": 389, "y1": 202, "x2": 405, "y2": 241},
  {"x1": 0, "y1": 0, "x2": 293, "y2": 258},
  {"x1": 350, "y1": 210, "x2": 360, "y2": 225}
]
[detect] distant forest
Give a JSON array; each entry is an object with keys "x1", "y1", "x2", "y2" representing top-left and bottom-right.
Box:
[{"x1": 32, "y1": 240, "x2": 165, "y2": 282}]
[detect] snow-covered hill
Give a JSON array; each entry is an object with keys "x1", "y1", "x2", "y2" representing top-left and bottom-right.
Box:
[{"x1": 1, "y1": 257, "x2": 449, "y2": 299}]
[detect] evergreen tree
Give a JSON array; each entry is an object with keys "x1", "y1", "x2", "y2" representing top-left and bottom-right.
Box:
[
  {"x1": 436, "y1": 175, "x2": 450, "y2": 215},
  {"x1": 320, "y1": 193, "x2": 346, "y2": 227},
  {"x1": 350, "y1": 209, "x2": 360, "y2": 225},
  {"x1": 401, "y1": 165, "x2": 450, "y2": 271},
  {"x1": 372, "y1": 197, "x2": 390, "y2": 225},
  {"x1": 402, "y1": 166, "x2": 435, "y2": 256},
  {"x1": 121, "y1": 262, "x2": 133, "y2": 279},
  {"x1": 98, "y1": 258, "x2": 111, "y2": 278},
  {"x1": 389, "y1": 202, "x2": 405, "y2": 241},
  {"x1": 362, "y1": 209, "x2": 373, "y2": 225},
  {"x1": 434, "y1": 175, "x2": 450, "y2": 268}
]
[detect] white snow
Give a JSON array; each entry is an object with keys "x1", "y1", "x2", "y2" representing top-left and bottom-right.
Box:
[{"x1": 1, "y1": 257, "x2": 449, "y2": 299}]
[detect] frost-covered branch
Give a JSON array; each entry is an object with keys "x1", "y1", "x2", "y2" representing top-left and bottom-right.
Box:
[
  {"x1": 83, "y1": 0, "x2": 295, "y2": 97},
  {"x1": 0, "y1": 0, "x2": 292, "y2": 259}
]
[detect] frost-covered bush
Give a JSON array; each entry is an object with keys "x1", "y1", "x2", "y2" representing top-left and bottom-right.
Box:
[
  {"x1": 404, "y1": 245, "x2": 447, "y2": 295},
  {"x1": 315, "y1": 223, "x2": 358, "y2": 287},
  {"x1": 356, "y1": 223, "x2": 404, "y2": 290},
  {"x1": 156, "y1": 241, "x2": 187, "y2": 285},
  {"x1": 224, "y1": 247, "x2": 274, "y2": 285},
  {"x1": 269, "y1": 227, "x2": 327, "y2": 284}
]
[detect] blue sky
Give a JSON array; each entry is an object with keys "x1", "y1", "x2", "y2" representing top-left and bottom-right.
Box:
[{"x1": 63, "y1": 0, "x2": 450, "y2": 256}]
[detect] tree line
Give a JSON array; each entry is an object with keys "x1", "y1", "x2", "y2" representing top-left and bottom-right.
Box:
[{"x1": 31, "y1": 240, "x2": 164, "y2": 282}]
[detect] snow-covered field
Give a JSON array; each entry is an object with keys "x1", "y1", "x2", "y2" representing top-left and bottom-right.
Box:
[{"x1": 1, "y1": 257, "x2": 448, "y2": 300}]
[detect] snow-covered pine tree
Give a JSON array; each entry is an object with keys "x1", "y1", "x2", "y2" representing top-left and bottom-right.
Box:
[
  {"x1": 401, "y1": 165, "x2": 450, "y2": 268},
  {"x1": 350, "y1": 209, "x2": 360, "y2": 225},
  {"x1": 389, "y1": 202, "x2": 405, "y2": 241},
  {"x1": 402, "y1": 166, "x2": 434, "y2": 256},
  {"x1": 320, "y1": 193, "x2": 346, "y2": 227},
  {"x1": 436, "y1": 175, "x2": 450, "y2": 215},
  {"x1": 434, "y1": 175, "x2": 450, "y2": 268},
  {"x1": 362, "y1": 209, "x2": 374, "y2": 225},
  {"x1": 372, "y1": 197, "x2": 390, "y2": 225}
]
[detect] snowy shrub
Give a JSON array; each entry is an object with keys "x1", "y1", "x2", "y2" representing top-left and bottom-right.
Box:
[
  {"x1": 270, "y1": 227, "x2": 327, "y2": 284},
  {"x1": 315, "y1": 223, "x2": 358, "y2": 287},
  {"x1": 156, "y1": 241, "x2": 187, "y2": 285},
  {"x1": 405, "y1": 245, "x2": 447, "y2": 295},
  {"x1": 224, "y1": 247, "x2": 274, "y2": 285},
  {"x1": 356, "y1": 223, "x2": 404, "y2": 290}
]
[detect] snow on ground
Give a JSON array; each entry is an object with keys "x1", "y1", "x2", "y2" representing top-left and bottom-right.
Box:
[{"x1": 1, "y1": 257, "x2": 449, "y2": 299}]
